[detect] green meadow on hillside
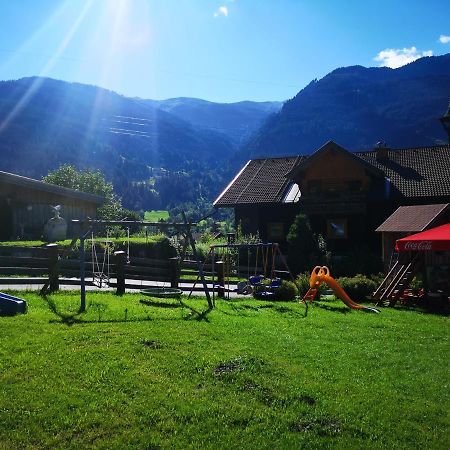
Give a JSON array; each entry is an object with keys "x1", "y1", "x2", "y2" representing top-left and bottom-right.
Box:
[
  {"x1": 144, "y1": 210, "x2": 170, "y2": 222},
  {"x1": 0, "y1": 292, "x2": 448, "y2": 449}
]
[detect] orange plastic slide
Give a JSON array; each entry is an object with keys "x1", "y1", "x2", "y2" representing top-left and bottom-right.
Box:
[{"x1": 306, "y1": 266, "x2": 379, "y2": 313}]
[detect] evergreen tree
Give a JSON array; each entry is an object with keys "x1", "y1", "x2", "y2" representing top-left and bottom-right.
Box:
[{"x1": 286, "y1": 214, "x2": 328, "y2": 275}]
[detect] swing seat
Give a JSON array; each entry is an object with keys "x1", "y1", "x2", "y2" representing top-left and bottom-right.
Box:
[
  {"x1": 213, "y1": 283, "x2": 253, "y2": 295},
  {"x1": 140, "y1": 288, "x2": 182, "y2": 298},
  {"x1": 213, "y1": 284, "x2": 238, "y2": 293},
  {"x1": 237, "y1": 281, "x2": 253, "y2": 295},
  {"x1": 249, "y1": 275, "x2": 265, "y2": 286},
  {"x1": 268, "y1": 278, "x2": 282, "y2": 289},
  {"x1": 92, "y1": 272, "x2": 110, "y2": 288}
]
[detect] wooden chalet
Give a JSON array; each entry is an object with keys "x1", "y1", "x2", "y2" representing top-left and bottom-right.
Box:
[
  {"x1": 0, "y1": 170, "x2": 103, "y2": 240},
  {"x1": 214, "y1": 141, "x2": 450, "y2": 257}
]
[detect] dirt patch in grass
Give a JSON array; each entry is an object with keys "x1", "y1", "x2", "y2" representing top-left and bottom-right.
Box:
[
  {"x1": 141, "y1": 339, "x2": 163, "y2": 349},
  {"x1": 289, "y1": 416, "x2": 342, "y2": 436},
  {"x1": 298, "y1": 394, "x2": 316, "y2": 405},
  {"x1": 212, "y1": 356, "x2": 265, "y2": 376}
]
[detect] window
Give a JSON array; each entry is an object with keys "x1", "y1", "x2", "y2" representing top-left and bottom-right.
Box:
[
  {"x1": 267, "y1": 222, "x2": 284, "y2": 240},
  {"x1": 327, "y1": 219, "x2": 347, "y2": 239},
  {"x1": 283, "y1": 183, "x2": 301, "y2": 203}
]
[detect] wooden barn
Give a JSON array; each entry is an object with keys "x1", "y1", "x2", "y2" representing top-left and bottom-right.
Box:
[
  {"x1": 376, "y1": 203, "x2": 450, "y2": 270},
  {"x1": 0, "y1": 170, "x2": 103, "y2": 240}
]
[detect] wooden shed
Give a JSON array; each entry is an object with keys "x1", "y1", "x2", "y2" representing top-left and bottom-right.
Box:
[
  {"x1": 375, "y1": 203, "x2": 450, "y2": 271},
  {"x1": 0, "y1": 170, "x2": 104, "y2": 240}
]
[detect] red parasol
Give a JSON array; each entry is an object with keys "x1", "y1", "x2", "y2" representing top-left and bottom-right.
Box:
[{"x1": 395, "y1": 223, "x2": 450, "y2": 252}]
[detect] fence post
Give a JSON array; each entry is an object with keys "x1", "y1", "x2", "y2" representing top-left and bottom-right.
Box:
[
  {"x1": 216, "y1": 260, "x2": 225, "y2": 299},
  {"x1": 114, "y1": 251, "x2": 126, "y2": 295},
  {"x1": 47, "y1": 243, "x2": 59, "y2": 292},
  {"x1": 169, "y1": 257, "x2": 180, "y2": 289}
]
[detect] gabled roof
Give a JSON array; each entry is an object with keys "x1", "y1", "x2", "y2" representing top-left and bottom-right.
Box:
[
  {"x1": 375, "y1": 204, "x2": 449, "y2": 232},
  {"x1": 214, "y1": 143, "x2": 450, "y2": 207},
  {"x1": 213, "y1": 156, "x2": 304, "y2": 206},
  {"x1": 285, "y1": 141, "x2": 384, "y2": 179},
  {"x1": 0, "y1": 171, "x2": 104, "y2": 204}
]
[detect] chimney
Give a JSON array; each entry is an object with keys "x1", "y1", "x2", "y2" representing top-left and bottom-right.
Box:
[
  {"x1": 440, "y1": 99, "x2": 450, "y2": 144},
  {"x1": 375, "y1": 141, "x2": 389, "y2": 161}
]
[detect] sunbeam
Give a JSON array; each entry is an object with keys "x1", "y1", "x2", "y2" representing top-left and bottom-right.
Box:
[
  {"x1": 0, "y1": 0, "x2": 72, "y2": 75},
  {"x1": 0, "y1": 0, "x2": 93, "y2": 135}
]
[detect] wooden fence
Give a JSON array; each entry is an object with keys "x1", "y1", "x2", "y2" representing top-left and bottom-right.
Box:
[{"x1": 0, "y1": 245, "x2": 291, "y2": 295}]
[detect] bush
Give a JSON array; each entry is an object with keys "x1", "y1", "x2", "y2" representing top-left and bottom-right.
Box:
[
  {"x1": 295, "y1": 272, "x2": 328, "y2": 297},
  {"x1": 336, "y1": 274, "x2": 377, "y2": 302},
  {"x1": 111, "y1": 235, "x2": 177, "y2": 259},
  {"x1": 253, "y1": 280, "x2": 298, "y2": 301}
]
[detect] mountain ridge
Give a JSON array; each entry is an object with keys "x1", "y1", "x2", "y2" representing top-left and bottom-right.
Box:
[
  {"x1": 242, "y1": 53, "x2": 450, "y2": 161},
  {"x1": 1, "y1": 54, "x2": 449, "y2": 212}
]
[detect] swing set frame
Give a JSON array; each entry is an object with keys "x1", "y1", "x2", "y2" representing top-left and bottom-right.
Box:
[
  {"x1": 40, "y1": 214, "x2": 213, "y2": 311},
  {"x1": 189, "y1": 242, "x2": 294, "y2": 303}
]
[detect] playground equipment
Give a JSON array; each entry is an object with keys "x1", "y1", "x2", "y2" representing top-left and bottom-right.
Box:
[
  {"x1": 303, "y1": 266, "x2": 379, "y2": 313},
  {"x1": 140, "y1": 287, "x2": 183, "y2": 298},
  {"x1": 0, "y1": 292, "x2": 27, "y2": 315},
  {"x1": 90, "y1": 230, "x2": 112, "y2": 288},
  {"x1": 40, "y1": 213, "x2": 212, "y2": 311},
  {"x1": 189, "y1": 242, "x2": 294, "y2": 302}
]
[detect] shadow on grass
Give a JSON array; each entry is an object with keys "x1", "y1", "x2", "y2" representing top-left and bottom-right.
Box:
[
  {"x1": 44, "y1": 295, "x2": 85, "y2": 326},
  {"x1": 180, "y1": 300, "x2": 212, "y2": 322},
  {"x1": 313, "y1": 302, "x2": 351, "y2": 314},
  {"x1": 222, "y1": 301, "x2": 308, "y2": 318},
  {"x1": 43, "y1": 293, "x2": 213, "y2": 326},
  {"x1": 139, "y1": 297, "x2": 212, "y2": 322},
  {"x1": 385, "y1": 303, "x2": 450, "y2": 317},
  {"x1": 139, "y1": 298, "x2": 182, "y2": 309}
]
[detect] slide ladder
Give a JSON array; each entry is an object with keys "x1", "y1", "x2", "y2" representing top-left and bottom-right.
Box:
[
  {"x1": 374, "y1": 253, "x2": 421, "y2": 306},
  {"x1": 303, "y1": 287, "x2": 319, "y2": 302}
]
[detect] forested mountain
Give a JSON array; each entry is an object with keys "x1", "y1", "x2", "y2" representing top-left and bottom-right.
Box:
[
  {"x1": 242, "y1": 54, "x2": 450, "y2": 160},
  {"x1": 0, "y1": 77, "x2": 278, "y2": 211},
  {"x1": 145, "y1": 97, "x2": 282, "y2": 147},
  {"x1": 1, "y1": 53, "x2": 449, "y2": 213}
]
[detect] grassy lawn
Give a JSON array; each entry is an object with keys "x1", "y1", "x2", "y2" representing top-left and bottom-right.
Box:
[
  {"x1": 0, "y1": 292, "x2": 448, "y2": 449},
  {"x1": 144, "y1": 210, "x2": 170, "y2": 222}
]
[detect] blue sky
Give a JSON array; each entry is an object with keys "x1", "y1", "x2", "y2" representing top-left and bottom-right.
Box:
[{"x1": 0, "y1": 0, "x2": 449, "y2": 102}]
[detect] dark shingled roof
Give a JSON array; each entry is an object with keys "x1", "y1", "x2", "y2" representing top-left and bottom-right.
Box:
[
  {"x1": 0, "y1": 170, "x2": 104, "y2": 204},
  {"x1": 214, "y1": 144, "x2": 450, "y2": 206},
  {"x1": 214, "y1": 156, "x2": 304, "y2": 206},
  {"x1": 356, "y1": 145, "x2": 450, "y2": 198},
  {"x1": 375, "y1": 204, "x2": 449, "y2": 232}
]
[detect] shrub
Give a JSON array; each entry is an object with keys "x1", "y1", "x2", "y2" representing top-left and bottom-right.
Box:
[
  {"x1": 273, "y1": 280, "x2": 299, "y2": 301},
  {"x1": 410, "y1": 276, "x2": 424, "y2": 291},
  {"x1": 112, "y1": 235, "x2": 177, "y2": 259},
  {"x1": 336, "y1": 274, "x2": 377, "y2": 301},
  {"x1": 253, "y1": 280, "x2": 298, "y2": 301},
  {"x1": 295, "y1": 272, "x2": 328, "y2": 297}
]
